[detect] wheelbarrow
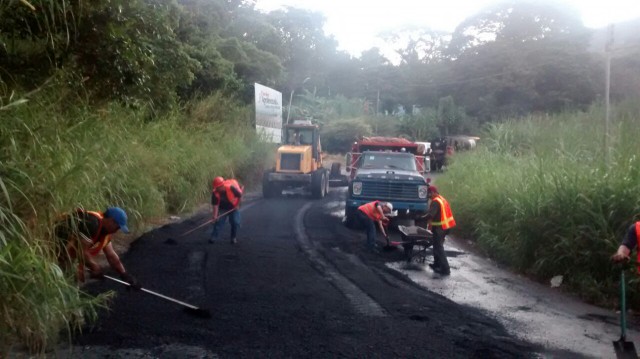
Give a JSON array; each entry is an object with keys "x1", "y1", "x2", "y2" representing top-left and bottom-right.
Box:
[{"x1": 396, "y1": 225, "x2": 434, "y2": 263}]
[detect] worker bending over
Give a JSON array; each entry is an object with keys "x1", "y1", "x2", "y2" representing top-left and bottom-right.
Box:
[
  {"x1": 357, "y1": 201, "x2": 393, "y2": 252},
  {"x1": 210, "y1": 176, "x2": 243, "y2": 244},
  {"x1": 55, "y1": 207, "x2": 140, "y2": 287}
]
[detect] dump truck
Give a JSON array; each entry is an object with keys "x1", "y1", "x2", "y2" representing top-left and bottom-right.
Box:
[
  {"x1": 262, "y1": 120, "x2": 329, "y2": 198},
  {"x1": 343, "y1": 137, "x2": 430, "y2": 228}
]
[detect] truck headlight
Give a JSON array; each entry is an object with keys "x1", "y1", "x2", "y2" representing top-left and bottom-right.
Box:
[
  {"x1": 352, "y1": 182, "x2": 362, "y2": 195},
  {"x1": 418, "y1": 185, "x2": 428, "y2": 199}
]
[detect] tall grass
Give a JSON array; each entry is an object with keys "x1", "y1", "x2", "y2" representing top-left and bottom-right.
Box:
[
  {"x1": 0, "y1": 81, "x2": 271, "y2": 353},
  {"x1": 0, "y1": 176, "x2": 109, "y2": 356},
  {"x1": 442, "y1": 102, "x2": 640, "y2": 306}
]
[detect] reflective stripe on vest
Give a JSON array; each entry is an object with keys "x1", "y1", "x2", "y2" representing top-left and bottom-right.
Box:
[
  {"x1": 635, "y1": 221, "x2": 640, "y2": 273},
  {"x1": 431, "y1": 195, "x2": 456, "y2": 229},
  {"x1": 86, "y1": 211, "x2": 111, "y2": 256},
  {"x1": 358, "y1": 201, "x2": 383, "y2": 221},
  {"x1": 213, "y1": 179, "x2": 242, "y2": 208}
]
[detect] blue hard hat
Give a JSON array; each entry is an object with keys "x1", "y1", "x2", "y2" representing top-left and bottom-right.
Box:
[{"x1": 105, "y1": 207, "x2": 130, "y2": 233}]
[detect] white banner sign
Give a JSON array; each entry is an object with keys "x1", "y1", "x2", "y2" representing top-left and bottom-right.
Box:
[{"x1": 254, "y1": 83, "x2": 282, "y2": 143}]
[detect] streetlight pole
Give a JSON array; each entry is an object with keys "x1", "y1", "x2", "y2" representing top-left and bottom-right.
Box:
[{"x1": 286, "y1": 77, "x2": 310, "y2": 124}]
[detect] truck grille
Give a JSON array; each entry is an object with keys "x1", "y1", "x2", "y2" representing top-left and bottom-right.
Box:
[
  {"x1": 280, "y1": 153, "x2": 301, "y2": 171},
  {"x1": 361, "y1": 181, "x2": 419, "y2": 201}
]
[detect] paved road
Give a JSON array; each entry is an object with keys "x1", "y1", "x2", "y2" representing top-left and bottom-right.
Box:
[{"x1": 64, "y1": 188, "x2": 553, "y2": 358}]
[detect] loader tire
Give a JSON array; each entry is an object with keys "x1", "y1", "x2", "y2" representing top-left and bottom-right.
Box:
[
  {"x1": 262, "y1": 172, "x2": 277, "y2": 198},
  {"x1": 311, "y1": 170, "x2": 326, "y2": 199},
  {"x1": 330, "y1": 162, "x2": 341, "y2": 178}
]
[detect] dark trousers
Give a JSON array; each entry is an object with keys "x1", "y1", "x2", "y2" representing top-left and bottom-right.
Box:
[
  {"x1": 356, "y1": 210, "x2": 377, "y2": 248},
  {"x1": 432, "y1": 226, "x2": 450, "y2": 273},
  {"x1": 211, "y1": 209, "x2": 241, "y2": 240}
]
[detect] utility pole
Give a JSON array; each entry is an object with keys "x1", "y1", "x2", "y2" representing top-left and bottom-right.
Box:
[
  {"x1": 376, "y1": 89, "x2": 380, "y2": 116},
  {"x1": 286, "y1": 89, "x2": 295, "y2": 125},
  {"x1": 604, "y1": 24, "x2": 614, "y2": 168}
]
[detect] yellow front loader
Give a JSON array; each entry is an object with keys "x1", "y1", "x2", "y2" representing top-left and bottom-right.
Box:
[{"x1": 262, "y1": 120, "x2": 329, "y2": 199}]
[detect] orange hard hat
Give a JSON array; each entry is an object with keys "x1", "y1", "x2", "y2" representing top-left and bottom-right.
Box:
[{"x1": 213, "y1": 176, "x2": 225, "y2": 188}]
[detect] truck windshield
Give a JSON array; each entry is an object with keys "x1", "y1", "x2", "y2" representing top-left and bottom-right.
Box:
[{"x1": 360, "y1": 153, "x2": 417, "y2": 171}]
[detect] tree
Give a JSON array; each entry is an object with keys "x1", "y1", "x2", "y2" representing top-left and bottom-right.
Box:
[
  {"x1": 176, "y1": 0, "x2": 283, "y2": 101},
  {"x1": 320, "y1": 118, "x2": 372, "y2": 153},
  {"x1": 448, "y1": 0, "x2": 583, "y2": 58},
  {"x1": 442, "y1": 1, "x2": 597, "y2": 121},
  {"x1": 1, "y1": 0, "x2": 199, "y2": 110},
  {"x1": 437, "y1": 96, "x2": 467, "y2": 135},
  {"x1": 267, "y1": 7, "x2": 342, "y2": 97},
  {"x1": 381, "y1": 26, "x2": 448, "y2": 66},
  {"x1": 397, "y1": 109, "x2": 439, "y2": 141}
]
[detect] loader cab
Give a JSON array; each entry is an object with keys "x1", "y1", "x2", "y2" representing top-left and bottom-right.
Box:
[{"x1": 283, "y1": 120, "x2": 321, "y2": 162}]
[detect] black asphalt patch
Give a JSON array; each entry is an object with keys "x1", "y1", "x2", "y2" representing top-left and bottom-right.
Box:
[{"x1": 70, "y1": 190, "x2": 548, "y2": 358}]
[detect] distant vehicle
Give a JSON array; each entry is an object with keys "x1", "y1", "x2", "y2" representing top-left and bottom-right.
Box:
[
  {"x1": 343, "y1": 137, "x2": 430, "y2": 228},
  {"x1": 429, "y1": 135, "x2": 479, "y2": 171},
  {"x1": 429, "y1": 137, "x2": 449, "y2": 171},
  {"x1": 414, "y1": 141, "x2": 431, "y2": 171},
  {"x1": 446, "y1": 135, "x2": 478, "y2": 151}
]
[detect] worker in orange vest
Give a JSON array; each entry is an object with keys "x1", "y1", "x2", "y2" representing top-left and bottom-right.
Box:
[
  {"x1": 54, "y1": 207, "x2": 140, "y2": 287},
  {"x1": 357, "y1": 200, "x2": 393, "y2": 252},
  {"x1": 611, "y1": 222, "x2": 640, "y2": 268},
  {"x1": 422, "y1": 185, "x2": 456, "y2": 276},
  {"x1": 210, "y1": 176, "x2": 243, "y2": 244}
]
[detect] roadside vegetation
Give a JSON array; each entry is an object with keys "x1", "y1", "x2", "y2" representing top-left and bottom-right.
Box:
[
  {"x1": 0, "y1": 79, "x2": 270, "y2": 355},
  {"x1": 440, "y1": 102, "x2": 640, "y2": 306}
]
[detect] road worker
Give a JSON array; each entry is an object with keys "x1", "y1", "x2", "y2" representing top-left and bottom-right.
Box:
[
  {"x1": 611, "y1": 221, "x2": 640, "y2": 266},
  {"x1": 422, "y1": 185, "x2": 456, "y2": 276},
  {"x1": 210, "y1": 176, "x2": 243, "y2": 244},
  {"x1": 357, "y1": 200, "x2": 393, "y2": 252},
  {"x1": 54, "y1": 207, "x2": 140, "y2": 287}
]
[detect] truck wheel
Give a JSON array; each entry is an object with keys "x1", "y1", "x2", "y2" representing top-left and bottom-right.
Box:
[
  {"x1": 262, "y1": 172, "x2": 273, "y2": 198},
  {"x1": 311, "y1": 170, "x2": 326, "y2": 199},
  {"x1": 323, "y1": 170, "x2": 330, "y2": 196},
  {"x1": 344, "y1": 205, "x2": 358, "y2": 229}
]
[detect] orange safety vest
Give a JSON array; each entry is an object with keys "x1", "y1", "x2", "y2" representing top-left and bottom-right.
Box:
[
  {"x1": 635, "y1": 222, "x2": 640, "y2": 272},
  {"x1": 213, "y1": 179, "x2": 243, "y2": 208},
  {"x1": 358, "y1": 201, "x2": 384, "y2": 222},
  {"x1": 431, "y1": 195, "x2": 456, "y2": 229},
  {"x1": 85, "y1": 211, "x2": 112, "y2": 256}
]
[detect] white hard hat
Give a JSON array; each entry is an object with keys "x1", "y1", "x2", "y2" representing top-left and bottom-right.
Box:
[{"x1": 384, "y1": 202, "x2": 393, "y2": 211}]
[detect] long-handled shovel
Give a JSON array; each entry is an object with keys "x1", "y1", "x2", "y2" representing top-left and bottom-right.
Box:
[
  {"x1": 103, "y1": 274, "x2": 212, "y2": 319},
  {"x1": 179, "y1": 208, "x2": 237, "y2": 237},
  {"x1": 613, "y1": 270, "x2": 638, "y2": 359}
]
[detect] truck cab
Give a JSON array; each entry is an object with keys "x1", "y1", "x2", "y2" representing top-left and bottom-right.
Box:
[{"x1": 343, "y1": 137, "x2": 430, "y2": 228}]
